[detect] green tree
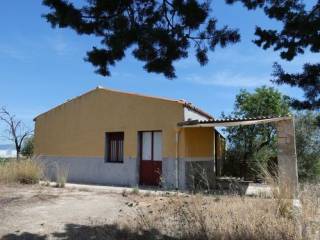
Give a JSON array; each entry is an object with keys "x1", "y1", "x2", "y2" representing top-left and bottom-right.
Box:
[
  {"x1": 226, "y1": 0, "x2": 320, "y2": 111},
  {"x1": 223, "y1": 86, "x2": 290, "y2": 180},
  {"x1": 21, "y1": 136, "x2": 34, "y2": 159},
  {"x1": 295, "y1": 112, "x2": 320, "y2": 181},
  {"x1": 43, "y1": 0, "x2": 320, "y2": 110},
  {"x1": 42, "y1": 0, "x2": 240, "y2": 78}
]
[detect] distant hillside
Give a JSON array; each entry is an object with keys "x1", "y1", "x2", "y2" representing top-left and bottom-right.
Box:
[{"x1": 0, "y1": 144, "x2": 16, "y2": 158}]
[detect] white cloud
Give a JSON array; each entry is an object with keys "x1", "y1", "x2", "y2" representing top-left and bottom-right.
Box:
[
  {"x1": 186, "y1": 71, "x2": 271, "y2": 88},
  {"x1": 0, "y1": 34, "x2": 73, "y2": 61},
  {"x1": 175, "y1": 46, "x2": 320, "y2": 73}
]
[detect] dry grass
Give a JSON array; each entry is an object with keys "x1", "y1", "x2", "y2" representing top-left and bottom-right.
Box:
[
  {"x1": 300, "y1": 183, "x2": 320, "y2": 239},
  {"x1": 259, "y1": 164, "x2": 297, "y2": 219},
  {"x1": 55, "y1": 164, "x2": 69, "y2": 188},
  {"x1": 258, "y1": 165, "x2": 319, "y2": 239},
  {"x1": 0, "y1": 159, "x2": 318, "y2": 240},
  {"x1": 126, "y1": 184, "x2": 319, "y2": 240},
  {"x1": 0, "y1": 159, "x2": 43, "y2": 184},
  {"x1": 128, "y1": 194, "x2": 300, "y2": 240},
  {"x1": 114, "y1": 163, "x2": 319, "y2": 240},
  {"x1": 125, "y1": 175, "x2": 319, "y2": 240}
]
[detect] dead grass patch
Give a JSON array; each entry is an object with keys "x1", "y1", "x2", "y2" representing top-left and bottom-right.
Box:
[
  {"x1": 0, "y1": 159, "x2": 43, "y2": 184},
  {"x1": 121, "y1": 181, "x2": 319, "y2": 240},
  {"x1": 128, "y1": 195, "x2": 298, "y2": 240},
  {"x1": 55, "y1": 164, "x2": 69, "y2": 188},
  {"x1": 299, "y1": 183, "x2": 320, "y2": 238}
]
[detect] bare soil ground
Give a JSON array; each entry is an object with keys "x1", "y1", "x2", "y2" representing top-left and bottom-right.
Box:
[{"x1": 0, "y1": 184, "x2": 144, "y2": 239}]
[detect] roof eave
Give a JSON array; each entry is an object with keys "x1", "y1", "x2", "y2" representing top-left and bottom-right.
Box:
[
  {"x1": 178, "y1": 115, "x2": 292, "y2": 127},
  {"x1": 183, "y1": 103, "x2": 214, "y2": 120}
]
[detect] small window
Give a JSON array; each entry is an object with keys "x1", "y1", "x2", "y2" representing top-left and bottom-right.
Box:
[{"x1": 105, "y1": 132, "x2": 124, "y2": 163}]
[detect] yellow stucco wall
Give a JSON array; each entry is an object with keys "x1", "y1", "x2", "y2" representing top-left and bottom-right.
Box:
[
  {"x1": 179, "y1": 127, "x2": 214, "y2": 158},
  {"x1": 34, "y1": 88, "x2": 184, "y2": 158}
]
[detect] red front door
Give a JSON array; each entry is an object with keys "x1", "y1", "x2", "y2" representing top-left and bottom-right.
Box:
[{"x1": 139, "y1": 131, "x2": 162, "y2": 186}]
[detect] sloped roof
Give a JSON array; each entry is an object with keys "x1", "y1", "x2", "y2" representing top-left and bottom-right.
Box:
[{"x1": 34, "y1": 86, "x2": 213, "y2": 120}]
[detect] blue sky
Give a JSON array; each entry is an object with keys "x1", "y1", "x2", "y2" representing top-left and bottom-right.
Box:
[{"x1": 0, "y1": 1, "x2": 317, "y2": 144}]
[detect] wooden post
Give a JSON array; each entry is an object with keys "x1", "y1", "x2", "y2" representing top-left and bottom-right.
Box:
[{"x1": 212, "y1": 127, "x2": 216, "y2": 188}]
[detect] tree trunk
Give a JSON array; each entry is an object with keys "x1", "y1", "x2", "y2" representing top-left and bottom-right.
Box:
[{"x1": 16, "y1": 147, "x2": 20, "y2": 161}]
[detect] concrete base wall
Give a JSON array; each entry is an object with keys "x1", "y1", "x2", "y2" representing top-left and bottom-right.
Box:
[
  {"x1": 184, "y1": 160, "x2": 215, "y2": 190},
  {"x1": 161, "y1": 158, "x2": 214, "y2": 190},
  {"x1": 162, "y1": 158, "x2": 177, "y2": 189},
  {"x1": 37, "y1": 155, "x2": 139, "y2": 187},
  {"x1": 37, "y1": 155, "x2": 214, "y2": 190}
]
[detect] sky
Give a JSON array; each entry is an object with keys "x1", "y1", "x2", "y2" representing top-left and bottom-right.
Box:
[{"x1": 0, "y1": 1, "x2": 317, "y2": 144}]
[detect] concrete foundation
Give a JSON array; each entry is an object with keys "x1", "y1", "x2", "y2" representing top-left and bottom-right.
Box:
[
  {"x1": 173, "y1": 158, "x2": 214, "y2": 190},
  {"x1": 37, "y1": 155, "x2": 213, "y2": 190},
  {"x1": 184, "y1": 160, "x2": 215, "y2": 190},
  {"x1": 162, "y1": 158, "x2": 177, "y2": 189},
  {"x1": 37, "y1": 155, "x2": 139, "y2": 187}
]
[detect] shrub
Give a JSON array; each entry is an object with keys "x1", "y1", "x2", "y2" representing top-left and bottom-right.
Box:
[
  {"x1": 55, "y1": 164, "x2": 69, "y2": 188},
  {"x1": 131, "y1": 187, "x2": 139, "y2": 195},
  {"x1": 0, "y1": 159, "x2": 43, "y2": 184},
  {"x1": 21, "y1": 136, "x2": 34, "y2": 158},
  {"x1": 295, "y1": 112, "x2": 320, "y2": 182}
]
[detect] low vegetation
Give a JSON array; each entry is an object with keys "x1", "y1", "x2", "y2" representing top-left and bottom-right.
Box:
[
  {"x1": 0, "y1": 154, "x2": 318, "y2": 240},
  {"x1": 21, "y1": 135, "x2": 34, "y2": 159},
  {"x1": 0, "y1": 159, "x2": 43, "y2": 184},
  {"x1": 295, "y1": 112, "x2": 320, "y2": 182},
  {"x1": 125, "y1": 184, "x2": 319, "y2": 240},
  {"x1": 65, "y1": 183, "x2": 317, "y2": 240},
  {"x1": 114, "y1": 164, "x2": 318, "y2": 240},
  {"x1": 55, "y1": 164, "x2": 69, "y2": 188},
  {"x1": 133, "y1": 196, "x2": 297, "y2": 240},
  {"x1": 0, "y1": 167, "x2": 318, "y2": 239},
  {"x1": 131, "y1": 187, "x2": 140, "y2": 195}
]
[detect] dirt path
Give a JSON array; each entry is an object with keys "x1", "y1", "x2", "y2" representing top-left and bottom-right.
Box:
[{"x1": 0, "y1": 184, "x2": 139, "y2": 239}]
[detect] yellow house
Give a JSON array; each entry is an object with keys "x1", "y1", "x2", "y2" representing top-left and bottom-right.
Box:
[{"x1": 34, "y1": 87, "x2": 225, "y2": 189}]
